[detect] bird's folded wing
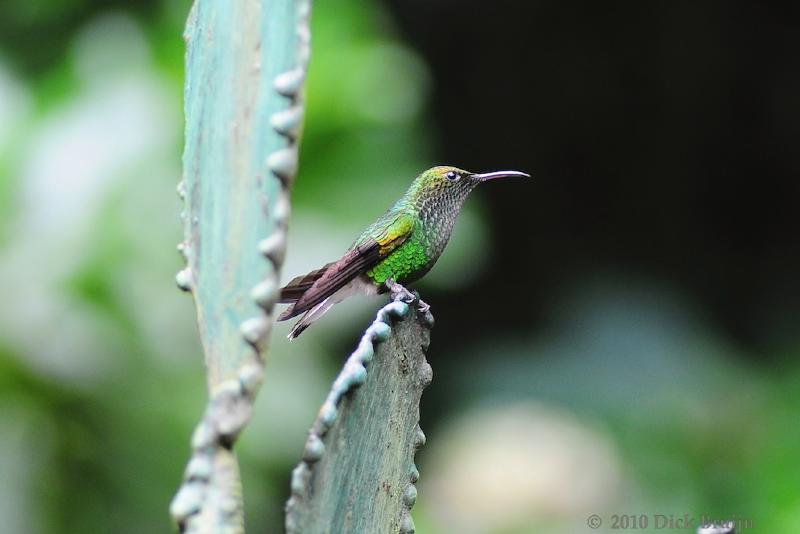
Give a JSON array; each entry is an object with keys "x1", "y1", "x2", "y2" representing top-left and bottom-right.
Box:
[{"x1": 278, "y1": 214, "x2": 413, "y2": 320}]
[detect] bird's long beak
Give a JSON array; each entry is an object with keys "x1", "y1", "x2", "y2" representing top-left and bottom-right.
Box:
[{"x1": 473, "y1": 170, "x2": 531, "y2": 182}]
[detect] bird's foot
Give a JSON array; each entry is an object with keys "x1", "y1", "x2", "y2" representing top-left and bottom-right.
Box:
[
  {"x1": 386, "y1": 278, "x2": 415, "y2": 303},
  {"x1": 385, "y1": 279, "x2": 431, "y2": 316}
]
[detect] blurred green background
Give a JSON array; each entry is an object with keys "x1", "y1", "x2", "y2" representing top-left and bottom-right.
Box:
[{"x1": 1, "y1": 1, "x2": 798, "y2": 533}]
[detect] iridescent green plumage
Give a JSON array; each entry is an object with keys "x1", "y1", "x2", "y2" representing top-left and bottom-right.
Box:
[
  {"x1": 278, "y1": 165, "x2": 529, "y2": 339},
  {"x1": 366, "y1": 238, "x2": 427, "y2": 285}
]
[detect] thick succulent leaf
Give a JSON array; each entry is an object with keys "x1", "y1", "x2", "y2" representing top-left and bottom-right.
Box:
[{"x1": 171, "y1": 0, "x2": 311, "y2": 531}]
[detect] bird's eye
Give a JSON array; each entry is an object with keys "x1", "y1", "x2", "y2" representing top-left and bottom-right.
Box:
[{"x1": 445, "y1": 171, "x2": 459, "y2": 181}]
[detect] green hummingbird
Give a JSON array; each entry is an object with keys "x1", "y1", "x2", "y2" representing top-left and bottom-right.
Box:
[{"x1": 278, "y1": 165, "x2": 529, "y2": 339}]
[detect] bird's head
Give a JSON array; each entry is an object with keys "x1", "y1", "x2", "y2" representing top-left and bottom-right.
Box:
[{"x1": 413, "y1": 165, "x2": 530, "y2": 200}]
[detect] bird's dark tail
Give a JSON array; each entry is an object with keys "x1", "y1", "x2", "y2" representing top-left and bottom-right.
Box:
[
  {"x1": 286, "y1": 298, "x2": 335, "y2": 340},
  {"x1": 278, "y1": 263, "x2": 331, "y2": 320}
]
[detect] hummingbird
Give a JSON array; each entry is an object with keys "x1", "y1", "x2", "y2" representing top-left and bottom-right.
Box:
[{"x1": 278, "y1": 165, "x2": 529, "y2": 339}]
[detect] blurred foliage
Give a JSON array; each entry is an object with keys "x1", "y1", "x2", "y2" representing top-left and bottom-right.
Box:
[{"x1": 1, "y1": 1, "x2": 798, "y2": 534}]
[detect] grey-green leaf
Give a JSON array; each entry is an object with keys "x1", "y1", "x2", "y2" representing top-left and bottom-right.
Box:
[
  {"x1": 286, "y1": 300, "x2": 434, "y2": 534},
  {"x1": 171, "y1": 0, "x2": 311, "y2": 531}
]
